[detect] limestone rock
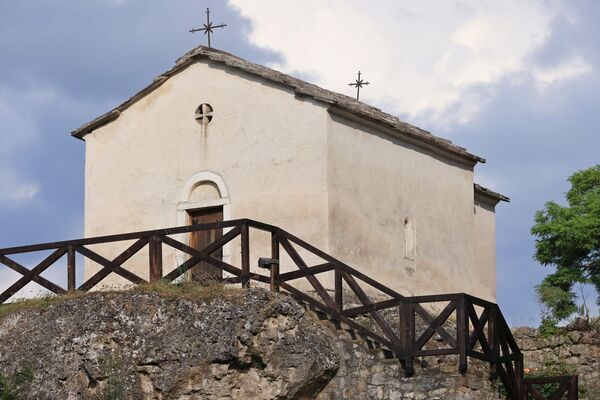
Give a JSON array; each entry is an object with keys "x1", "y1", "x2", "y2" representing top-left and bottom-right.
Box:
[{"x1": 0, "y1": 289, "x2": 339, "y2": 399}]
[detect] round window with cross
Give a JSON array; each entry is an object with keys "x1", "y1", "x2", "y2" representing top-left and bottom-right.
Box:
[{"x1": 195, "y1": 103, "x2": 213, "y2": 125}]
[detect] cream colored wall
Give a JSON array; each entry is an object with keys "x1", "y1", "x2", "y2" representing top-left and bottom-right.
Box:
[
  {"x1": 83, "y1": 59, "x2": 498, "y2": 300},
  {"x1": 84, "y1": 61, "x2": 330, "y2": 283},
  {"x1": 326, "y1": 113, "x2": 496, "y2": 301},
  {"x1": 473, "y1": 198, "x2": 497, "y2": 300}
]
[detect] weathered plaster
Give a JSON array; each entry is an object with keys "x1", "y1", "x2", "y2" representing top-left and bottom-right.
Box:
[
  {"x1": 326, "y1": 112, "x2": 495, "y2": 300},
  {"x1": 84, "y1": 60, "x2": 330, "y2": 283},
  {"x1": 82, "y1": 58, "x2": 498, "y2": 300}
]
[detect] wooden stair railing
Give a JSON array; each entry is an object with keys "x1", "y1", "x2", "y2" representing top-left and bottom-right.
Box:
[
  {"x1": 523, "y1": 376, "x2": 578, "y2": 400},
  {"x1": 0, "y1": 219, "x2": 578, "y2": 400}
]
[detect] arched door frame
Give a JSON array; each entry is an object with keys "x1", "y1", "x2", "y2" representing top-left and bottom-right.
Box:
[{"x1": 175, "y1": 171, "x2": 232, "y2": 269}]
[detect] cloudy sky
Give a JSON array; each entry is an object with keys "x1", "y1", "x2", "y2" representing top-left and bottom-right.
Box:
[{"x1": 0, "y1": 0, "x2": 598, "y2": 325}]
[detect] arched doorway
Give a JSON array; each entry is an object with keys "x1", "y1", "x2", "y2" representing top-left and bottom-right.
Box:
[{"x1": 176, "y1": 171, "x2": 231, "y2": 282}]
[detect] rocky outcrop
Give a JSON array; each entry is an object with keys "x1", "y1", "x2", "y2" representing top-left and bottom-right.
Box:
[
  {"x1": 2, "y1": 287, "x2": 597, "y2": 400},
  {"x1": 514, "y1": 327, "x2": 600, "y2": 400},
  {"x1": 0, "y1": 288, "x2": 339, "y2": 399}
]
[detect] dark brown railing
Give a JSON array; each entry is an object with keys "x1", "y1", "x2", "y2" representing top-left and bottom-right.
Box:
[
  {"x1": 0, "y1": 219, "x2": 577, "y2": 399},
  {"x1": 522, "y1": 376, "x2": 578, "y2": 400}
]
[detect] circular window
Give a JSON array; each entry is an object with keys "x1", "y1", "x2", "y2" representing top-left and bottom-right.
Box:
[{"x1": 195, "y1": 103, "x2": 213, "y2": 124}]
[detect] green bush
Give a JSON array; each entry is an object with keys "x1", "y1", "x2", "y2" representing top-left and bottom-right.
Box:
[
  {"x1": 496, "y1": 358, "x2": 583, "y2": 399},
  {"x1": 524, "y1": 360, "x2": 584, "y2": 399},
  {"x1": 0, "y1": 365, "x2": 33, "y2": 400},
  {"x1": 538, "y1": 317, "x2": 560, "y2": 338}
]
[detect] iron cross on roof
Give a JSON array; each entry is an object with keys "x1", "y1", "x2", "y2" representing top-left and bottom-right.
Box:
[
  {"x1": 189, "y1": 7, "x2": 227, "y2": 48},
  {"x1": 348, "y1": 71, "x2": 370, "y2": 101}
]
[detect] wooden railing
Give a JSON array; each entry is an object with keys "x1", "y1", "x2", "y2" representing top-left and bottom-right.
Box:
[
  {"x1": 0, "y1": 219, "x2": 577, "y2": 399},
  {"x1": 522, "y1": 376, "x2": 578, "y2": 400}
]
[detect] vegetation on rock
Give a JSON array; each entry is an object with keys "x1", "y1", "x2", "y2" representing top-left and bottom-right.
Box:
[
  {"x1": 0, "y1": 281, "x2": 237, "y2": 322},
  {"x1": 523, "y1": 359, "x2": 583, "y2": 398},
  {"x1": 0, "y1": 365, "x2": 33, "y2": 400}
]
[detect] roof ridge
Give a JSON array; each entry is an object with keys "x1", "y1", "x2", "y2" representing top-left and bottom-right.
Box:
[{"x1": 71, "y1": 45, "x2": 485, "y2": 164}]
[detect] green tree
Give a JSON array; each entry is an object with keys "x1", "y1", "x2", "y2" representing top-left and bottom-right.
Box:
[{"x1": 531, "y1": 164, "x2": 600, "y2": 322}]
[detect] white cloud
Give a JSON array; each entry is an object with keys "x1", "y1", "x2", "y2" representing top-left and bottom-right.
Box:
[
  {"x1": 228, "y1": 0, "x2": 592, "y2": 129},
  {"x1": 0, "y1": 170, "x2": 40, "y2": 205},
  {"x1": 0, "y1": 269, "x2": 40, "y2": 302},
  {"x1": 533, "y1": 55, "x2": 593, "y2": 86},
  {"x1": 0, "y1": 86, "x2": 42, "y2": 206},
  {"x1": 11, "y1": 182, "x2": 40, "y2": 202}
]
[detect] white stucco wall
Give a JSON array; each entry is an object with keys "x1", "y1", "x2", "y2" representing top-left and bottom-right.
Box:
[
  {"x1": 84, "y1": 61, "x2": 330, "y2": 283},
  {"x1": 82, "y1": 59, "x2": 498, "y2": 300},
  {"x1": 325, "y1": 113, "x2": 496, "y2": 301}
]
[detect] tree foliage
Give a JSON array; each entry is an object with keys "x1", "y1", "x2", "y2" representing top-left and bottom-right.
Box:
[{"x1": 531, "y1": 164, "x2": 600, "y2": 321}]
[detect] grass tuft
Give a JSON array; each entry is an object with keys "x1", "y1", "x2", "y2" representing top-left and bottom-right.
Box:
[
  {"x1": 0, "y1": 363, "x2": 33, "y2": 399},
  {"x1": 133, "y1": 279, "x2": 239, "y2": 301},
  {"x1": 0, "y1": 291, "x2": 87, "y2": 321},
  {"x1": 0, "y1": 277, "x2": 241, "y2": 321}
]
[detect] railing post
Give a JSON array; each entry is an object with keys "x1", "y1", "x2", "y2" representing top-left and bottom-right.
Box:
[
  {"x1": 488, "y1": 306, "x2": 499, "y2": 380},
  {"x1": 269, "y1": 262, "x2": 280, "y2": 292},
  {"x1": 515, "y1": 355, "x2": 524, "y2": 400},
  {"x1": 399, "y1": 300, "x2": 414, "y2": 376},
  {"x1": 334, "y1": 267, "x2": 343, "y2": 313},
  {"x1": 241, "y1": 221, "x2": 250, "y2": 288},
  {"x1": 569, "y1": 375, "x2": 578, "y2": 400},
  {"x1": 67, "y1": 246, "x2": 76, "y2": 292},
  {"x1": 457, "y1": 294, "x2": 468, "y2": 373},
  {"x1": 521, "y1": 381, "x2": 528, "y2": 400},
  {"x1": 149, "y1": 235, "x2": 163, "y2": 282},
  {"x1": 270, "y1": 231, "x2": 280, "y2": 292}
]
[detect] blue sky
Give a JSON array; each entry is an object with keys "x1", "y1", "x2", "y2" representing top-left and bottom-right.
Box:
[{"x1": 0, "y1": 1, "x2": 598, "y2": 326}]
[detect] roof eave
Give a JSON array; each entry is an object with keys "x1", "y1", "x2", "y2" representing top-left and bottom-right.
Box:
[
  {"x1": 328, "y1": 106, "x2": 485, "y2": 165},
  {"x1": 474, "y1": 183, "x2": 510, "y2": 205},
  {"x1": 71, "y1": 109, "x2": 120, "y2": 139}
]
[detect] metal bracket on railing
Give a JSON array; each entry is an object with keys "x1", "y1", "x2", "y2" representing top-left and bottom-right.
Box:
[
  {"x1": 258, "y1": 258, "x2": 279, "y2": 269},
  {"x1": 258, "y1": 257, "x2": 280, "y2": 292}
]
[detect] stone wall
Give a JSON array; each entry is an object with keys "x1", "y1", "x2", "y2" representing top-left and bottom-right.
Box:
[
  {"x1": 514, "y1": 327, "x2": 600, "y2": 400},
  {"x1": 317, "y1": 319, "x2": 502, "y2": 400},
  {"x1": 316, "y1": 320, "x2": 600, "y2": 400}
]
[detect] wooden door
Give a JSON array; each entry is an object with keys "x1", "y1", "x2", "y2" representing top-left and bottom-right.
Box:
[{"x1": 188, "y1": 206, "x2": 223, "y2": 282}]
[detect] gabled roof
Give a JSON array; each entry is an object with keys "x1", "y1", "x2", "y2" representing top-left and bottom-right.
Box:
[{"x1": 72, "y1": 45, "x2": 485, "y2": 164}]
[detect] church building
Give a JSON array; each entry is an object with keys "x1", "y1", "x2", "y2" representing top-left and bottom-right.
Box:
[{"x1": 72, "y1": 46, "x2": 508, "y2": 301}]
